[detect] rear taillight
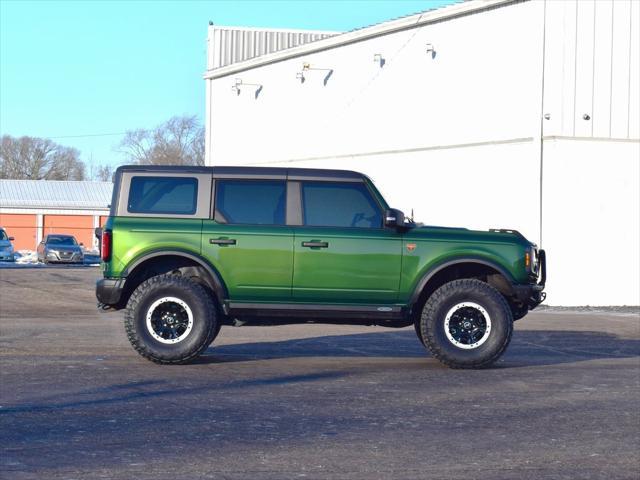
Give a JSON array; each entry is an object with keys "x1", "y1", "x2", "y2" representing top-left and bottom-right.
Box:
[{"x1": 101, "y1": 230, "x2": 112, "y2": 262}]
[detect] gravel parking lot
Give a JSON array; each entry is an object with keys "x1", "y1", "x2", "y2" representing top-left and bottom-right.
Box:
[{"x1": 1, "y1": 268, "x2": 639, "y2": 480}]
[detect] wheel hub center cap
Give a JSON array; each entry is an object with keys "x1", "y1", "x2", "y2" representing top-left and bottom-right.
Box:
[
  {"x1": 146, "y1": 297, "x2": 194, "y2": 345},
  {"x1": 444, "y1": 302, "x2": 492, "y2": 350}
]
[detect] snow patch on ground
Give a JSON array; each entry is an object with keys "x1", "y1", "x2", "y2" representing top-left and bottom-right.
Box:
[{"x1": 14, "y1": 250, "x2": 38, "y2": 264}]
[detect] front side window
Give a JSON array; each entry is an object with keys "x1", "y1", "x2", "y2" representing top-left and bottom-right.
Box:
[
  {"x1": 215, "y1": 180, "x2": 286, "y2": 225},
  {"x1": 302, "y1": 182, "x2": 382, "y2": 228},
  {"x1": 128, "y1": 176, "x2": 198, "y2": 215}
]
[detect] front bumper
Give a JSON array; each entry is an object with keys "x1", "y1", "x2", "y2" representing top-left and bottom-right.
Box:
[
  {"x1": 513, "y1": 249, "x2": 546, "y2": 310},
  {"x1": 96, "y1": 277, "x2": 125, "y2": 309},
  {"x1": 46, "y1": 251, "x2": 84, "y2": 263},
  {"x1": 0, "y1": 253, "x2": 14, "y2": 261},
  {"x1": 513, "y1": 284, "x2": 546, "y2": 309}
]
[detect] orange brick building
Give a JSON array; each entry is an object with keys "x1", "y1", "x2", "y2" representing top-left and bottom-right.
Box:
[{"x1": 0, "y1": 180, "x2": 112, "y2": 251}]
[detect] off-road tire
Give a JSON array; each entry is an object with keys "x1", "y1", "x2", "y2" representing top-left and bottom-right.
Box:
[
  {"x1": 414, "y1": 320, "x2": 425, "y2": 346},
  {"x1": 212, "y1": 322, "x2": 222, "y2": 344},
  {"x1": 124, "y1": 274, "x2": 217, "y2": 364},
  {"x1": 420, "y1": 279, "x2": 513, "y2": 369}
]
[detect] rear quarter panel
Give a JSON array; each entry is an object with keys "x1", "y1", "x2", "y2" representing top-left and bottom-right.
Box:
[{"x1": 103, "y1": 217, "x2": 203, "y2": 277}]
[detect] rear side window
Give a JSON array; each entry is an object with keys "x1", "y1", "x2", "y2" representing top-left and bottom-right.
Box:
[
  {"x1": 128, "y1": 176, "x2": 198, "y2": 215},
  {"x1": 215, "y1": 180, "x2": 286, "y2": 225},
  {"x1": 302, "y1": 182, "x2": 382, "y2": 228}
]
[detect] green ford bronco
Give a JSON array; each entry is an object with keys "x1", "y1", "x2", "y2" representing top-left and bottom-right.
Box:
[{"x1": 97, "y1": 165, "x2": 546, "y2": 368}]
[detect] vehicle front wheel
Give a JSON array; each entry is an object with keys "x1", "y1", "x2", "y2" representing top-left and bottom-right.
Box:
[
  {"x1": 124, "y1": 274, "x2": 218, "y2": 364},
  {"x1": 414, "y1": 320, "x2": 425, "y2": 346},
  {"x1": 420, "y1": 279, "x2": 513, "y2": 369}
]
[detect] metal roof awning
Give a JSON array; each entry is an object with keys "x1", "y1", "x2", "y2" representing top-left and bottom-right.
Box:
[
  {"x1": 0, "y1": 179, "x2": 113, "y2": 210},
  {"x1": 203, "y1": 0, "x2": 519, "y2": 80}
]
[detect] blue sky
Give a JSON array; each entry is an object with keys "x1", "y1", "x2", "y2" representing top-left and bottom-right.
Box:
[{"x1": 1, "y1": 0, "x2": 456, "y2": 169}]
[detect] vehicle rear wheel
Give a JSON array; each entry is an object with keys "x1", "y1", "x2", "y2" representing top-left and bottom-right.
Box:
[
  {"x1": 420, "y1": 279, "x2": 513, "y2": 369},
  {"x1": 124, "y1": 274, "x2": 218, "y2": 364}
]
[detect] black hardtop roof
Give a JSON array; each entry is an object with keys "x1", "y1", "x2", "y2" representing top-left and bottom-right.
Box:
[{"x1": 115, "y1": 165, "x2": 366, "y2": 181}]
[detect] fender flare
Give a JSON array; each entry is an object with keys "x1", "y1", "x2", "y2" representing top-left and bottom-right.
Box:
[
  {"x1": 408, "y1": 257, "x2": 516, "y2": 307},
  {"x1": 124, "y1": 249, "x2": 228, "y2": 303}
]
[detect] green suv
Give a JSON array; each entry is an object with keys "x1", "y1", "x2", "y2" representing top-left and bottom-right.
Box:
[{"x1": 96, "y1": 165, "x2": 546, "y2": 368}]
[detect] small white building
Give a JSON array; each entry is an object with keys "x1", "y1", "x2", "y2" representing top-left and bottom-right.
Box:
[
  {"x1": 0, "y1": 180, "x2": 112, "y2": 251},
  {"x1": 203, "y1": 0, "x2": 640, "y2": 306}
]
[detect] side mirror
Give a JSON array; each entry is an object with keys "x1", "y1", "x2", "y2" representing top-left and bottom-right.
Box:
[
  {"x1": 79, "y1": 242, "x2": 84, "y2": 246},
  {"x1": 8, "y1": 237, "x2": 14, "y2": 241},
  {"x1": 384, "y1": 208, "x2": 405, "y2": 228}
]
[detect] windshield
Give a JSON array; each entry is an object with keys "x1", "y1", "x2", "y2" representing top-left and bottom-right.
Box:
[
  {"x1": 0, "y1": 230, "x2": 8, "y2": 241},
  {"x1": 46, "y1": 235, "x2": 78, "y2": 246}
]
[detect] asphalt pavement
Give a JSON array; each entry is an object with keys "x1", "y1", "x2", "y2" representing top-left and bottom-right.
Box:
[{"x1": 1, "y1": 268, "x2": 638, "y2": 479}]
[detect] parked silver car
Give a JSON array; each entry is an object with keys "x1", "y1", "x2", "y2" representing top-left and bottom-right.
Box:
[
  {"x1": 0, "y1": 227, "x2": 15, "y2": 262},
  {"x1": 37, "y1": 234, "x2": 84, "y2": 264}
]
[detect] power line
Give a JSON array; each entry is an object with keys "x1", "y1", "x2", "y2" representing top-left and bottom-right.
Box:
[{"x1": 46, "y1": 131, "x2": 133, "y2": 139}]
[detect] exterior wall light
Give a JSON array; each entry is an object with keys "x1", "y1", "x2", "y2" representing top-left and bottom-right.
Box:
[
  {"x1": 231, "y1": 78, "x2": 243, "y2": 95},
  {"x1": 373, "y1": 53, "x2": 385, "y2": 67},
  {"x1": 426, "y1": 44, "x2": 436, "y2": 59},
  {"x1": 298, "y1": 62, "x2": 334, "y2": 85},
  {"x1": 231, "y1": 78, "x2": 263, "y2": 98}
]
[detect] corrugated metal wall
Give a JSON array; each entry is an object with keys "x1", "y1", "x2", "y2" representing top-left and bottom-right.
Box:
[
  {"x1": 207, "y1": 26, "x2": 338, "y2": 70},
  {"x1": 543, "y1": 0, "x2": 640, "y2": 139}
]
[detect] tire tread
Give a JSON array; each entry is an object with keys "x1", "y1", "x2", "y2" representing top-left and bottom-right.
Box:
[
  {"x1": 421, "y1": 279, "x2": 513, "y2": 369},
  {"x1": 124, "y1": 274, "x2": 217, "y2": 365}
]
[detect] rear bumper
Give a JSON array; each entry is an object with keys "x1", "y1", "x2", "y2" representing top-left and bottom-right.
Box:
[{"x1": 96, "y1": 277, "x2": 125, "y2": 309}]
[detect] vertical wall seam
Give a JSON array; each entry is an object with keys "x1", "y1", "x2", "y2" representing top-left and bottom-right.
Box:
[
  {"x1": 560, "y1": 1, "x2": 567, "y2": 134},
  {"x1": 573, "y1": 0, "x2": 579, "y2": 136},
  {"x1": 628, "y1": 0, "x2": 633, "y2": 139},
  {"x1": 539, "y1": 0, "x2": 547, "y2": 247},
  {"x1": 591, "y1": 0, "x2": 597, "y2": 137},
  {"x1": 609, "y1": 0, "x2": 615, "y2": 138}
]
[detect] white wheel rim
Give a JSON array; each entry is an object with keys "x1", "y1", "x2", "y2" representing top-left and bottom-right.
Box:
[
  {"x1": 444, "y1": 302, "x2": 492, "y2": 350},
  {"x1": 146, "y1": 296, "x2": 194, "y2": 344}
]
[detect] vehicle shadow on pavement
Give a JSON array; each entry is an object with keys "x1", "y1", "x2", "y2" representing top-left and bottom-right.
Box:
[
  {"x1": 0, "y1": 372, "x2": 351, "y2": 415},
  {"x1": 201, "y1": 329, "x2": 640, "y2": 367}
]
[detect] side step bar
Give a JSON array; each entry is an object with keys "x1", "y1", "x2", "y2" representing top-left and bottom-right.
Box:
[{"x1": 224, "y1": 302, "x2": 407, "y2": 320}]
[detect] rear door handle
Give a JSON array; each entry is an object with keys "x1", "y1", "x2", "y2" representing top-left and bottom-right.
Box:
[
  {"x1": 301, "y1": 241, "x2": 328, "y2": 248},
  {"x1": 209, "y1": 238, "x2": 236, "y2": 245}
]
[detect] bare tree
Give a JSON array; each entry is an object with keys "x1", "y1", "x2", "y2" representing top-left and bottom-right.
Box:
[
  {"x1": 118, "y1": 115, "x2": 205, "y2": 166},
  {"x1": 0, "y1": 135, "x2": 86, "y2": 180},
  {"x1": 93, "y1": 164, "x2": 114, "y2": 182}
]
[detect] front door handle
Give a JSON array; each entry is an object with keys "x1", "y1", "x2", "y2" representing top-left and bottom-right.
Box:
[
  {"x1": 302, "y1": 241, "x2": 329, "y2": 248},
  {"x1": 210, "y1": 238, "x2": 236, "y2": 245}
]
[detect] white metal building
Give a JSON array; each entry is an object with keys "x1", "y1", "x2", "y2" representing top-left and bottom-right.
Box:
[{"x1": 203, "y1": 0, "x2": 640, "y2": 306}]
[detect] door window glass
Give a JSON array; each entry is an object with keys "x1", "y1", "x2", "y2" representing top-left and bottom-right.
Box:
[
  {"x1": 215, "y1": 180, "x2": 286, "y2": 225},
  {"x1": 128, "y1": 176, "x2": 198, "y2": 215},
  {"x1": 302, "y1": 182, "x2": 382, "y2": 228}
]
